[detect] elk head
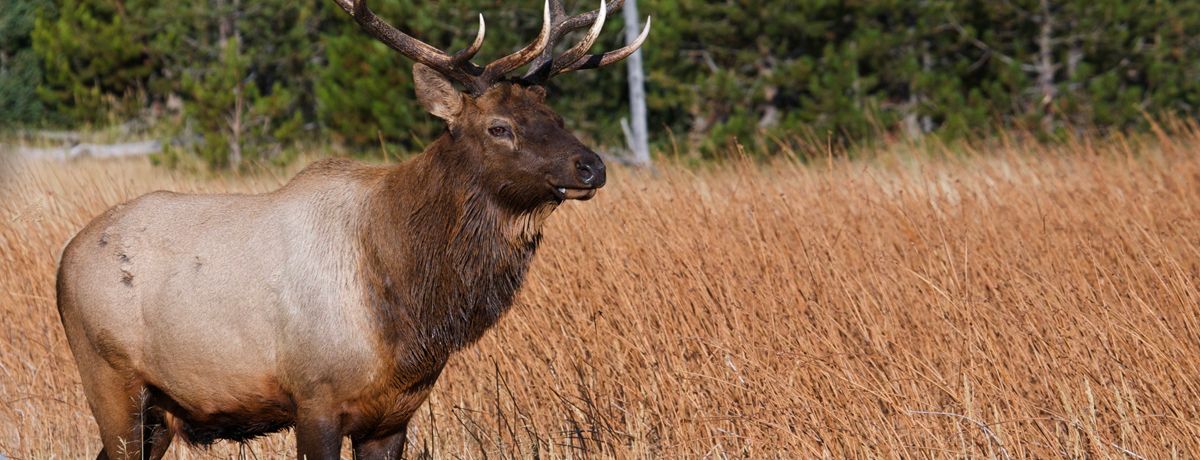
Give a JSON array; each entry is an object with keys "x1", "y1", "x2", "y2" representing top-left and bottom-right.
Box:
[{"x1": 331, "y1": 0, "x2": 650, "y2": 211}]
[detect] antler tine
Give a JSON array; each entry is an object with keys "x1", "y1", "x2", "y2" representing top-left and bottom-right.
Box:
[
  {"x1": 553, "y1": 15, "x2": 650, "y2": 76},
  {"x1": 451, "y1": 14, "x2": 486, "y2": 64},
  {"x1": 482, "y1": 0, "x2": 553, "y2": 80},
  {"x1": 546, "y1": 0, "x2": 608, "y2": 73},
  {"x1": 332, "y1": 0, "x2": 487, "y2": 93}
]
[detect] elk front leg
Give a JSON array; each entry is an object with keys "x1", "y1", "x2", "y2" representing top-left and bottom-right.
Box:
[
  {"x1": 295, "y1": 409, "x2": 343, "y2": 460},
  {"x1": 352, "y1": 425, "x2": 408, "y2": 460}
]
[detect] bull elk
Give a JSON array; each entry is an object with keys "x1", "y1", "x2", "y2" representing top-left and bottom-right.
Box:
[{"x1": 55, "y1": 1, "x2": 649, "y2": 458}]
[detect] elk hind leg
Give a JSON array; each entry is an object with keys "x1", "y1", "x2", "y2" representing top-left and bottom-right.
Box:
[{"x1": 75, "y1": 347, "x2": 173, "y2": 459}]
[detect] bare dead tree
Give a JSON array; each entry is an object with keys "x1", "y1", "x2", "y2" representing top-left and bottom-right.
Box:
[{"x1": 622, "y1": 0, "x2": 650, "y2": 166}]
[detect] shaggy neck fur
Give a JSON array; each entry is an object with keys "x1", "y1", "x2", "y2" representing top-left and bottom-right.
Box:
[{"x1": 359, "y1": 134, "x2": 555, "y2": 379}]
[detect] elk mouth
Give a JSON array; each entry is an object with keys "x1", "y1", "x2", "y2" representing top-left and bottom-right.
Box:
[{"x1": 553, "y1": 186, "x2": 598, "y2": 201}]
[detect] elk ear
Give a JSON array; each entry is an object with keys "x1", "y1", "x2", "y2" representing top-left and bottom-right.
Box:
[{"x1": 414, "y1": 63, "x2": 464, "y2": 123}]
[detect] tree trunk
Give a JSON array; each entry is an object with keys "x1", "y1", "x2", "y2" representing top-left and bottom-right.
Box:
[
  {"x1": 228, "y1": 83, "x2": 243, "y2": 169},
  {"x1": 216, "y1": 0, "x2": 231, "y2": 48},
  {"x1": 623, "y1": 0, "x2": 650, "y2": 166},
  {"x1": 920, "y1": 45, "x2": 934, "y2": 133},
  {"x1": 218, "y1": 0, "x2": 244, "y2": 169},
  {"x1": 1035, "y1": 0, "x2": 1057, "y2": 133}
]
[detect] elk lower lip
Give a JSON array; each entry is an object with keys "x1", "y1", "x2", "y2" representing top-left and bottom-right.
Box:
[{"x1": 561, "y1": 188, "x2": 597, "y2": 200}]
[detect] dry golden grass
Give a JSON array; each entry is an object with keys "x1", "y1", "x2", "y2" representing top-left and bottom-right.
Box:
[{"x1": 3, "y1": 131, "x2": 1200, "y2": 459}]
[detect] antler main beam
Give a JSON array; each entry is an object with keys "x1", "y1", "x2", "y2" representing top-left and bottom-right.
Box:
[
  {"x1": 331, "y1": 0, "x2": 650, "y2": 94},
  {"x1": 331, "y1": 0, "x2": 488, "y2": 93}
]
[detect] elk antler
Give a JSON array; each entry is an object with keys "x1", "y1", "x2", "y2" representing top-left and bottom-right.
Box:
[
  {"x1": 330, "y1": 0, "x2": 488, "y2": 94},
  {"x1": 521, "y1": 0, "x2": 652, "y2": 83},
  {"x1": 331, "y1": 0, "x2": 650, "y2": 95}
]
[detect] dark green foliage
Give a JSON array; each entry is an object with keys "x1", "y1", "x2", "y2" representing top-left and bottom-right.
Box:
[
  {"x1": 641, "y1": 0, "x2": 1200, "y2": 154},
  {"x1": 11, "y1": 0, "x2": 1200, "y2": 164},
  {"x1": 31, "y1": 0, "x2": 318, "y2": 168},
  {"x1": 32, "y1": 0, "x2": 153, "y2": 123},
  {"x1": 172, "y1": 41, "x2": 303, "y2": 169},
  {"x1": 0, "y1": 1, "x2": 50, "y2": 127},
  {"x1": 311, "y1": 1, "x2": 631, "y2": 153},
  {"x1": 313, "y1": 1, "x2": 479, "y2": 152},
  {"x1": 156, "y1": 0, "x2": 317, "y2": 168}
]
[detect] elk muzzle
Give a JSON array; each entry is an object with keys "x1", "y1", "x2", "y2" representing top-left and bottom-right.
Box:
[{"x1": 555, "y1": 151, "x2": 606, "y2": 201}]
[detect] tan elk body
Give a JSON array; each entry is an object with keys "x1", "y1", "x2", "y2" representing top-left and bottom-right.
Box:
[{"x1": 55, "y1": 1, "x2": 649, "y2": 458}]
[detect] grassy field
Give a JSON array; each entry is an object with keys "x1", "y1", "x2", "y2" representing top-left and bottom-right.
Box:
[{"x1": 3, "y1": 131, "x2": 1200, "y2": 458}]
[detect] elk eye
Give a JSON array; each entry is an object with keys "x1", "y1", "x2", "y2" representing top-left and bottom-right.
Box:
[{"x1": 488, "y1": 126, "x2": 511, "y2": 138}]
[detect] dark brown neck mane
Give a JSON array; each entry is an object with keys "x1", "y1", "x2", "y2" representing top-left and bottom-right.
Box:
[{"x1": 359, "y1": 133, "x2": 553, "y2": 377}]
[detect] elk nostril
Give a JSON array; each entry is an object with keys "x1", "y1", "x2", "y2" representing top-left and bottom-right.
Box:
[{"x1": 576, "y1": 160, "x2": 594, "y2": 184}]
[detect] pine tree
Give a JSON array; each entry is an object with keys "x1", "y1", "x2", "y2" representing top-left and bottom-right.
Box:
[
  {"x1": 163, "y1": 0, "x2": 312, "y2": 169},
  {"x1": 0, "y1": 0, "x2": 52, "y2": 127},
  {"x1": 32, "y1": 0, "x2": 152, "y2": 123},
  {"x1": 18, "y1": 0, "x2": 1200, "y2": 161}
]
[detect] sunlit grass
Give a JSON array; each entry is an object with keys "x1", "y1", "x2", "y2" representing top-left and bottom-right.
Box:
[{"x1": 3, "y1": 130, "x2": 1200, "y2": 458}]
